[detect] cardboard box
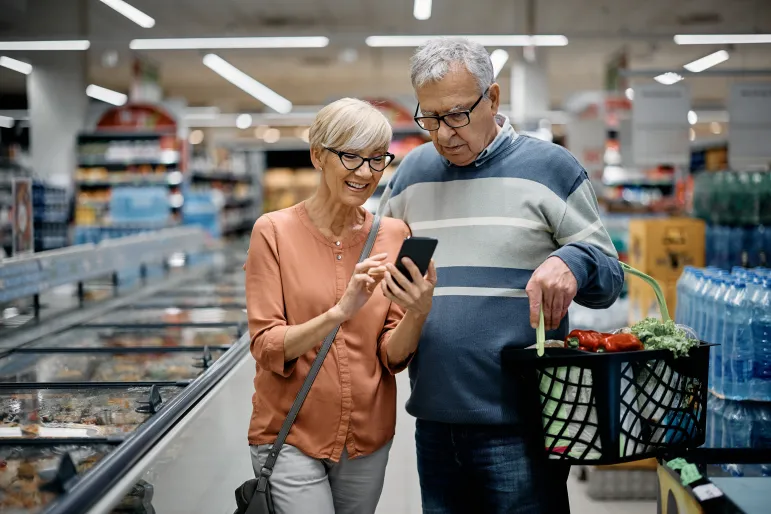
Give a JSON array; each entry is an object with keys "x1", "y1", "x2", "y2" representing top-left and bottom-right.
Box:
[
  {"x1": 628, "y1": 218, "x2": 706, "y2": 281},
  {"x1": 628, "y1": 275, "x2": 677, "y2": 324}
]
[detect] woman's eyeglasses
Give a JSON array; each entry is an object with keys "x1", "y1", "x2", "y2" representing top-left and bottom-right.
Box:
[
  {"x1": 324, "y1": 147, "x2": 395, "y2": 172},
  {"x1": 413, "y1": 88, "x2": 489, "y2": 131}
]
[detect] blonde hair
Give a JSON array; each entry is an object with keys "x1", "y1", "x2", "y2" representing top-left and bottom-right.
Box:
[{"x1": 309, "y1": 98, "x2": 392, "y2": 154}]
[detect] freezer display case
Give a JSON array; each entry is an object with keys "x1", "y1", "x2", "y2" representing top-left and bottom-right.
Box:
[
  {"x1": 0, "y1": 385, "x2": 184, "y2": 441},
  {"x1": 81, "y1": 307, "x2": 247, "y2": 331},
  {"x1": 0, "y1": 444, "x2": 115, "y2": 513},
  {"x1": 130, "y1": 295, "x2": 245, "y2": 309},
  {"x1": 162, "y1": 284, "x2": 244, "y2": 296},
  {"x1": 22, "y1": 327, "x2": 237, "y2": 351},
  {"x1": 0, "y1": 350, "x2": 222, "y2": 385}
]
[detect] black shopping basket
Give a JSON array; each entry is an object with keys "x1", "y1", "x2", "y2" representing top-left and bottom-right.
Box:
[{"x1": 503, "y1": 263, "x2": 711, "y2": 465}]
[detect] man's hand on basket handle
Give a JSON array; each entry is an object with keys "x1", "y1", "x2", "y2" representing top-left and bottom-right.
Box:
[{"x1": 526, "y1": 257, "x2": 578, "y2": 331}]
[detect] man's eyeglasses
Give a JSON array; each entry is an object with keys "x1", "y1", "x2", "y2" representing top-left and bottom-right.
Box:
[
  {"x1": 414, "y1": 88, "x2": 489, "y2": 131},
  {"x1": 324, "y1": 146, "x2": 395, "y2": 172}
]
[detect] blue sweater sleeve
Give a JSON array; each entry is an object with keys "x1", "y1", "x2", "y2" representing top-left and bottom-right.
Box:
[{"x1": 552, "y1": 243, "x2": 624, "y2": 309}]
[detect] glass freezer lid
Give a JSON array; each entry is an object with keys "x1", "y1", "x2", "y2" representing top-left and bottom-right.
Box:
[
  {"x1": 24, "y1": 326, "x2": 237, "y2": 350},
  {"x1": 0, "y1": 444, "x2": 113, "y2": 513},
  {"x1": 163, "y1": 284, "x2": 244, "y2": 296},
  {"x1": 0, "y1": 350, "x2": 223, "y2": 384},
  {"x1": 82, "y1": 306, "x2": 246, "y2": 327},
  {"x1": 0, "y1": 386, "x2": 183, "y2": 440},
  {"x1": 130, "y1": 294, "x2": 246, "y2": 309}
]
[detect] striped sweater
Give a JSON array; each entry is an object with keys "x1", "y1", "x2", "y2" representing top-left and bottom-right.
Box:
[{"x1": 377, "y1": 116, "x2": 624, "y2": 425}]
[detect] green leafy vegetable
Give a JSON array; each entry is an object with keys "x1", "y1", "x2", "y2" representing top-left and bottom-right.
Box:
[{"x1": 629, "y1": 318, "x2": 699, "y2": 357}]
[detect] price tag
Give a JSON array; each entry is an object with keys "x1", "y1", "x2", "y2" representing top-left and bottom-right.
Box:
[{"x1": 692, "y1": 483, "x2": 724, "y2": 502}]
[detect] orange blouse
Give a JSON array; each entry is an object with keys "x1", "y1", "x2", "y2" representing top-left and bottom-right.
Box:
[{"x1": 244, "y1": 202, "x2": 411, "y2": 461}]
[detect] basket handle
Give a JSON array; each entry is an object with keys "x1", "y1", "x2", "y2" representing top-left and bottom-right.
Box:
[
  {"x1": 620, "y1": 262, "x2": 671, "y2": 322},
  {"x1": 534, "y1": 262, "x2": 670, "y2": 358}
]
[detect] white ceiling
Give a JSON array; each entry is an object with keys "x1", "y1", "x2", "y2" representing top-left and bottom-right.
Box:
[{"x1": 1, "y1": 0, "x2": 770, "y2": 111}]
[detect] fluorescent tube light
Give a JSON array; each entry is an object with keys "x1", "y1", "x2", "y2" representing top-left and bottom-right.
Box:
[
  {"x1": 654, "y1": 72, "x2": 684, "y2": 85},
  {"x1": 683, "y1": 50, "x2": 730, "y2": 72},
  {"x1": 0, "y1": 40, "x2": 90, "y2": 51},
  {"x1": 688, "y1": 110, "x2": 698, "y2": 125},
  {"x1": 490, "y1": 49, "x2": 509, "y2": 78},
  {"x1": 414, "y1": 0, "x2": 432, "y2": 20},
  {"x1": 365, "y1": 35, "x2": 568, "y2": 47},
  {"x1": 0, "y1": 115, "x2": 14, "y2": 129},
  {"x1": 203, "y1": 54, "x2": 292, "y2": 114},
  {"x1": 86, "y1": 84, "x2": 128, "y2": 106},
  {"x1": 0, "y1": 56, "x2": 32, "y2": 74},
  {"x1": 99, "y1": 0, "x2": 155, "y2": 28},
  {"x1": 130, "y1": 37, "x2": 329, "y2": 50},
  {"x1": 675, "y1": 34, "x2": 771, "y2": 45}
]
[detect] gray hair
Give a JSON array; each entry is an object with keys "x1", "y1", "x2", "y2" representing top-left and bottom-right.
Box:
[{"x1": 410, "y1": 37, "x2": 494, "y2": 95}]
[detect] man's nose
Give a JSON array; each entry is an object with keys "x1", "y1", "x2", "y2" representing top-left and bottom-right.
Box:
[{"x1": 437, "y1": 121, "x2": 456, "y2": 142}]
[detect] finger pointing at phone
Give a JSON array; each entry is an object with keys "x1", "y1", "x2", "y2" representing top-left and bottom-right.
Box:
[{"x1": 382, "y1": 258, "x2": 437, "y2": 316}]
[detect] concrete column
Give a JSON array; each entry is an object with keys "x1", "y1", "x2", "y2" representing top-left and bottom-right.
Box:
[
  {"x1": 27, "y1": 52, "x2": 88, "y2": 188},
  {"x1": 510, "y1": 51, "x2": 550, "y2": 129}
]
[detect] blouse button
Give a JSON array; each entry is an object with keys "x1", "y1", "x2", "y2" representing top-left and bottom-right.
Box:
[
  {"x1": 335, "y1": 241, "x2": 341, "y2": 246},
  {"x1": 337, "y1": 255, "x2": 342, "y2": 260}
]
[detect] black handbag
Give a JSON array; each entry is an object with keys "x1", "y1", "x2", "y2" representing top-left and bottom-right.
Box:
[{"x1": 234, "y1": 215, "x2": 382, "y2": 514}]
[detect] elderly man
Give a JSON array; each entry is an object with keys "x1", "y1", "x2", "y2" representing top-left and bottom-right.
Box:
[{"x1": 377, "y1": 38, "x2": 623, "y2": 513}]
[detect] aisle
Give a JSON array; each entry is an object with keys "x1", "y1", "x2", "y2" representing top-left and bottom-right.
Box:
[{"x1": 376, "y1": 374, "x2": 657, "y2": 514}]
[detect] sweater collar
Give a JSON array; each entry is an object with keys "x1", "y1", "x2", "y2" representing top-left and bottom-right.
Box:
[{"x1": 441, "y1": 114, "x2": 519, "y2": 168}]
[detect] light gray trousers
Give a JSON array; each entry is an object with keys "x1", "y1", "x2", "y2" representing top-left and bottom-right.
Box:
[{"x1": 250, "y1": 440, "x2": 392, "y2": 514}]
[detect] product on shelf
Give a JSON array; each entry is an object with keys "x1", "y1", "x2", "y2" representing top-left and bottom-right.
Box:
[
  {"x1": 0, "y1": 386, "x2": 183, "y2": 439},
  {"x1": 706, "y1": 396, "x2": 771, "y2": 477},
  {"x1": 677, "y1": 266, "x2": 771, "y2": 401},
  {"x1": 84, "y1": 307, "x2": 246, "y2": 327},
  {"x1": 26, "y1": 327, "x2": 237, "y2": 350},
  {"x1": 0, "y1": 445, "x2": 113, "y2": 512}
]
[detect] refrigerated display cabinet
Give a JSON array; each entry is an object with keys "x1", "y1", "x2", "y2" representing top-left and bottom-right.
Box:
[
  {"x1": 22, "y1": 327, "x2": 238, "y2": 352},
  {"x1": 161, "y1": 284, "x2": 244, "y2": 296},
  {"x1": 130, "y1": 295, "x2": 245, "y2": 309},
  {"x1": 82, "y1": 307, "x2": 247, "y2": 331}
]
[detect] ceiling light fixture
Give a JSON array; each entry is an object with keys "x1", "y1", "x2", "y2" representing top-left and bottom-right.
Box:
[
  {"x1": 490, "y1": 49, "x2": 509, "y2": 78},
  {"x1": 263, "y1": 128, "x2": 281, "y2": 144},
  {"x1": 98, "y1": 0, "x2": 155, "y2": 28},
  {"x1": 0, "y1": 40, "x2": 90, "y2": 51},
  {"x1": 683, "y1": 50, "x2": 730, "y2": 72},
  {"x1": 131, "y1": 37, "x2": 329, "y2": 50},
  {"x1": 414, "y1": 0, "x2": 432, "y2": 20},
  {"x1": 0, "y1": 56, "x2": 32, "y2": 75},
  {"x1": 86, "y1": 84, "x2": 128, "y2": 106},
  {"x1": 365, "y1": 35, "x2": 568, "y2": 47},
  {"x1": 625, "y1": 88, "x2": 634, "y2": 100},
  {"x1": 674, "y1": 34, "x2": 771, "y2": 45},
  {"x1": 236, "y1": 114, "x2": 253, "y2": 129},
  {"x1": 654, "y1": 72, "x2": 684, "y2": 85},
  {"x1": 184, "y1": 106, "x2": 221, "y2": 120},
  {"x1": 688, "y1": 110, "x2": 698, "y2": 125},
  {"x1": 0, "y1": 115, "x2": 14, "y2": 129},
  {"x1": 203, "y1": 54, "x2": 292, "y2": 114}
]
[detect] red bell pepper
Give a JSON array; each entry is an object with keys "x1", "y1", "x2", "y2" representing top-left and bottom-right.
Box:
[
  {"x1": 598, "y1": 333, "x2": 644, "y2": 353},
  {"x1": 565, "y1": 330, "x2": 607, "y2": 352}
]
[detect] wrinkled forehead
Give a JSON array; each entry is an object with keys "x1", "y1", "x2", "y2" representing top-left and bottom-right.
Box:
[{"x1": 415, "y1": 68, "x2": 482, "y2": 115}]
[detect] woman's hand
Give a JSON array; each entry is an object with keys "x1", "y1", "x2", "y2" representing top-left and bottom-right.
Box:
[
  {"x1": 382, "y1": 259, "x2": 437, "y2": 317},
  {"x1": 333, "y1": 253, "x2": 388, "y2": 322}
]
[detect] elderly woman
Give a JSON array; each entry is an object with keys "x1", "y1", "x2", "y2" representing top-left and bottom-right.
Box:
[{"x1": 244, "y1": 98, "x2": 435, "y2": 514}]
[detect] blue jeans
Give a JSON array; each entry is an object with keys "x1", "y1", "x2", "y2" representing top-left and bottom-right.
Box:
[{"x1": 415, "y1": 419, "x2": 570, "y2": 514}]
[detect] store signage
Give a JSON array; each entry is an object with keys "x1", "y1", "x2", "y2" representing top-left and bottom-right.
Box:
[
  {"x1": 632, "y1": 84, "x2": 690, "y2": 166},
  {"x1": 728, "y1": 82, "x2": 771, "y2": 170},
  {"x1": 11, "y1": 177, "x2": 33, "y2": 255}
]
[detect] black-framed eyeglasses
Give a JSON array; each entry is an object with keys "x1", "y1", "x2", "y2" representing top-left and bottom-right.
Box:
[
  {"x1": 414, "y1": 88, "x2": 490, "y2": 131},
  {"x1": 323, "y1": 146, "x2": 395, "y2": 172}
]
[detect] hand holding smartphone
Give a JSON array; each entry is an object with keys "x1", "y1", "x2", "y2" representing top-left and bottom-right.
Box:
[{"x1": 383, "y1": 236, "x2": 438, "y2": 294}]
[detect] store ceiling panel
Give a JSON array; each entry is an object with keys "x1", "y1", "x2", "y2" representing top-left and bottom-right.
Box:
[{"x1": 0, "y1": 0, "x2": 769, "y2": 109}]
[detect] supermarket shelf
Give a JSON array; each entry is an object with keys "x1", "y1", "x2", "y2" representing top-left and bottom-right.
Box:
[
  {"x1": 76, "y1": 174, "x2": 179, "y2": 187},
  {"x1": 78, "y1": 132, "x2": 176, "y2": 141},
  {"x1": 191, "y1": 171, "x2": 253, "y2": 183}
]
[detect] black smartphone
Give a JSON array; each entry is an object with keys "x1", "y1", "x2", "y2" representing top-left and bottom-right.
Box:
[{"x1": 392, "y1": 236, "x2": 438, "y2": 283}]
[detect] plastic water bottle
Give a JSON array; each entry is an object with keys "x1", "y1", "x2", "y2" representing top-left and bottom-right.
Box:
[
  {"x1": 708, "y1": 279, "x2": 729, "y2": 391},
  {"x1": 729, "y1": 227, "x2": 745, "y2": 269},
  {"x1": 722, "y1": 400, "x2": 748, "y2": 476},
  {"x1": 751, "y1": 280, "x2": 771, "y2": 401},
  {"x1": 724, "y1": 281, "x2": 752, "y2": 400},
  {"x1": 676, "y1": 267, "x2": 693, "y2": 325},
  {"x1": 751, "y1": 403, "x2": 771, "y2": 476},
  {"x1": 709, "y1": 397, "x2": 724, "y2": 448},
  {"x1": 715, "y1": 226, "x2": 731, "y2": 270},
  {"x1": 693, "y1": 276, "x2": 713, "y2": 340}
]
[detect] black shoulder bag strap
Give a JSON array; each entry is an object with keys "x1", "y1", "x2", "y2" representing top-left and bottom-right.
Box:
[{"x1": 255, "y1": 215, "x2": 381, "y2": 492}]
